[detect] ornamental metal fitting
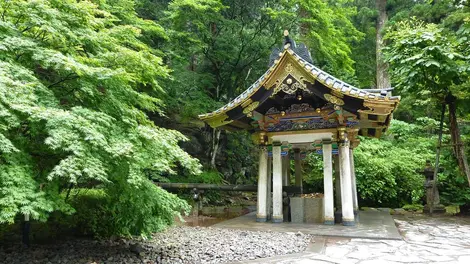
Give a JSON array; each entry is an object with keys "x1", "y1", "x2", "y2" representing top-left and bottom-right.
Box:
[
  {"x1": 337, "y1": 127, "x2": 347, "y2": 141},
  {"x1": 259, "y1": 145, "x2": 268, "y2": 151},
  {"x1": 259, "y1": 131, "x2": 267, "y2": 145}
]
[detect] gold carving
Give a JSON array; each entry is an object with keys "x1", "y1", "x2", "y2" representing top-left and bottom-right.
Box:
[
  {"x1": 200, "y1": 50, "x2": 400, "y2": 128},
  {"x1": 243, "y1": 101, "x2": 260, "y2": 117},
  {"x1": 259, "y1": 132, "x2": 266, "y2": 145},
  {"x1": 207, "y1": 114, "x2": 232, "y2": 128},
  {"x1": 350, "y1": 140, "x2": 360, "y2": 149},
  {"x1": 324, "y1": 94, "x2": 345, "y2": 106},
  {"x1": 331, "y1": 89, "x2": 344, "y2": 98},
  {"x1": 265, "y1": 55, "x2": 315, "y2": 94},
  {"x1": 241, "y1": 98, "x2": 253, "y2": 108},
  {"x1": 251, "y1": 132, "x2": 261, "y2": 145},
  {"x1": 358, "y1": 100, "x2": 394, "y2": 115},
  {"x1": 286, "y1": 63, "x2": 294, "y2": 73}
]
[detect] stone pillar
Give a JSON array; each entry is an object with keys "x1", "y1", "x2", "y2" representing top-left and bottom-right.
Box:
[
  {"x1": 334, "y1": 154, "x2": 342, "y2": 223},
  {"x1": 272, "y1": 143, "x2": 283, "y2": 223},
  {"x1": 266, "y1": 157, "x2": 272, "y2": 219},
  {"x1": 350, "y1": 148, "x2": 359, "y2": 212},
  {"x1": 339, "y1": 139, "x2": 355, "y2": 226},
  {"x1": 322, "y1": 141, "x2": 334, "y2": 225},
  {"x1": 294, "y1": 149, "x2": 302, "y2": 192},
  {"x1": 256, "y1": 147, "x2": 268, "y2": 222},
  {"x1": 282, "y1": 154, "x2": 288, "y2": 186}
]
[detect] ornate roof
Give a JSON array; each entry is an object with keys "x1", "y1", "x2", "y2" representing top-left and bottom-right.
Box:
[{"x1": 199, "y1": 38, "x2": 400, "y2": 138}]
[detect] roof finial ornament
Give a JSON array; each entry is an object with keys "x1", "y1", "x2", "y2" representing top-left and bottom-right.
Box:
[{"x1": 283, "y1": 29, "x2": 293, "y2": 50}]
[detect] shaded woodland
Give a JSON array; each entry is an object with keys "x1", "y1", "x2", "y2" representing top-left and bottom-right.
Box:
[{"x1": 1, "y1": 0, "x2": 470, "y2": 237}]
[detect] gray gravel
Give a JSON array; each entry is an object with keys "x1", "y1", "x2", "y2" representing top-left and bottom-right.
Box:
[{"x1": 0, "y1": 226, "x2": 311, "y2": 263}]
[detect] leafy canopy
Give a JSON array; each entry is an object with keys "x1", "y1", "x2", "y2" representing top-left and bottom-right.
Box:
[
  {"x1": 384, "y1": 19, "x2": 469, "y2": 98},
  {"x1": 0, "y1": 0, "x2": 200, "y2": 235}
]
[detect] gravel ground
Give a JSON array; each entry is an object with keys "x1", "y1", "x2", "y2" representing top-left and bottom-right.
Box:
[{"x1": 0, "y1": 226, "x2": 312, "y2": 264}]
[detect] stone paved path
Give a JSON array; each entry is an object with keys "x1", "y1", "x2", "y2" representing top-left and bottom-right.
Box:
[
  {"x1": 215, "y1": 211, "x2": 401, "y2": 240},
  {"x1": 233, "y1": 216, "x2": 470, "y2": 264}
]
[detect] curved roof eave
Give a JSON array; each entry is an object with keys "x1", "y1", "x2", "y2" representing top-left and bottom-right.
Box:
[{"x1": 199, "y1": 48, "x2": 400, "y2": 122}]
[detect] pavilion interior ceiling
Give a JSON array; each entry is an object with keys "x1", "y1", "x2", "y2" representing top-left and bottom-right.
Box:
[{"x1": 199, "y1": 46, "x2": 400, "y2": 142}]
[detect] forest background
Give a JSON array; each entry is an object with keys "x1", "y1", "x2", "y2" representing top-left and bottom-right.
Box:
[{"x1": 1, "y1": 0, "x2": 470, "y2": 238}]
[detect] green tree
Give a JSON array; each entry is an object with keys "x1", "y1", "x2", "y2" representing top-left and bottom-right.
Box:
[
  {"x1": 155, "y1": 0, "x2": 364, "y2": 172},
  {"x1": 269, "y1": 0, "x2": 363, "y2": 77},
  {"x1": 384, "y1": 18, "x2": 470, "y2": 184},
  {"x1": 0, "y1": 0, "x2": 200, "y2": 236},
  {"x1": 354, "y1": 120, "x2": 435, "y2": 206}
]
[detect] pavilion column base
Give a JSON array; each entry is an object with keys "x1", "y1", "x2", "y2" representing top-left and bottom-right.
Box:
[
  {"x1": 342, "y1": 218, "x2": 355, "y2": 226},
  {"x1": 256, "y1": 215, "x2": 267, "y2": 222},
  {"x1": 324, "y1": 217, "x2": 335, "y2": 225},
  {"x1": 334, "y1": 210, "x2": 342, "y2": 224},
  {"x1": 272, "y1": 215, "x2": 283, "y2": 223}
]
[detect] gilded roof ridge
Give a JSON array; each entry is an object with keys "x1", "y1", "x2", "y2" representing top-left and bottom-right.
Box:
[{"x1": 199, "y1": 48, "x2": 400, "y2": 120}]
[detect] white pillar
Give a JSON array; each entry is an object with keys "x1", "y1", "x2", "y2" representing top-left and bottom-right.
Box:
[
  {"x1": 256, "y1": 147, "x2": 268, "y2": 222},
  {"x1": 322, "y1": 141, "x2": 334, "y2": 225},
  {"x1": 350, "y1": 148, "x2": 359, "y2": 212},
  {"x1": 272, "y1": 143, "x2": 283, "y2": 223},
  {"x1": 266, "y1": 156, "x2": 272, "y2": 220},
  {"x1": 339, "y1": 140, "x2": 355, "y2": 226},
  {"x1": 282, "y1": 155, "x2": 288, "y2": 186}
]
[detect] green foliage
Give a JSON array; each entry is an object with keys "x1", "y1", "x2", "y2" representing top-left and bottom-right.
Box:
[
  {"x1": 384, "y1": 19, "x2": 468, "y2": 97},
  {"x1": 44, "y1": 185, "x2": 191, "y2": 238},
  {"x1": 163, "y1": 0, "x2": 281, "y2": 104},
  {"x1": 304, "y1": 120, "x2": 435, "y2": 207},
  {"x1": 173, "y1": 169, "x2": 223, "y2": 184},
  {"x1": 349, "y1": 0, "x2": 378, "y2": 88},
  {"x1": 354, "y1": 120, "x2": 435, "y2": 207},
  {"x1": 303, "y1": 153, "x2": 324, "y2": 192},
  {"x1": 65, "y1": 189, "x2": 110, "y2": 236},
  {"x1": 0, "y1": 0, "x2": 200, "y2": 235},
  {"x1": 266, "y1": 0, "x2": 363, "y2": 77},
  {"x1": 101, "y1": 181, "x2": 191, "y2": 237},
  {"x1": 402, "y1": 203, "x2": 424, "y2": 211},
  {"x1": 383, "y1": 10, "x2": 470, "y2": 206},
  {"x1": 196, "y1": 170, "x2": 224, "y2": 184},
  {"x1": 2, "y1": 0, "x2": 470, "y2": 234},
  {"x1": 440, "y1": 169, "x2": 470, "y2": 206},
  {"x1": 224, "y1": 131, "x2": 257, "y2": 184},
  {"x1": 153, "y1": 0, "x2": 365, "y2": 120}
]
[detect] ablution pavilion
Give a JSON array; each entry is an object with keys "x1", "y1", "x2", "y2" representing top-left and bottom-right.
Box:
[{"x1": 199, "y1": 31, "x2": 400, "y2": 226}]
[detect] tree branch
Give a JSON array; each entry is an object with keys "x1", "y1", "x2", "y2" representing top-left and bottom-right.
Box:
[{"x1": 48, "y1": 73, "x2": 78, "y2": 88}]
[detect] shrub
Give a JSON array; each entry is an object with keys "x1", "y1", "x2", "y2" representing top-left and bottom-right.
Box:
[
  {"x1": 402, "y1": 204, "x2": 424, "y2": 211},
  {"x1": 64, "y1": 184, "x2": 191, "y2": 238}
]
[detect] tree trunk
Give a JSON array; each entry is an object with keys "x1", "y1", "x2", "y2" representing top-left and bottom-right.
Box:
[
  {"x1": 376, "y1": 0, "x2": 391, "y2": 89},
  {"x1": 299, "y1": 5, "x2": 309, "y2": 37},
  {"x1": 447, "y1": 94, "x2": 470, "y2": 185},
  {"x1": 210, "y1": 128, "x2": 221, "y2": 168},
  {"x1": 430, "y1": 103, "x2": 445, "y2": 215},
  {"x1": 189, "y1": 54, "x2": 196, "y2": 71}
]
